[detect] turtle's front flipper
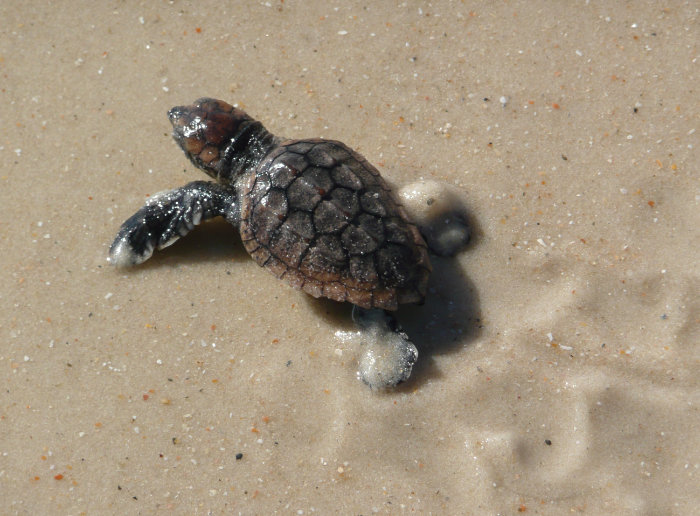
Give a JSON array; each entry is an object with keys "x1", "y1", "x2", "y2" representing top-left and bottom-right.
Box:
[{"x1": 109, "y1": 180, "x2": 238, "y2": 267}]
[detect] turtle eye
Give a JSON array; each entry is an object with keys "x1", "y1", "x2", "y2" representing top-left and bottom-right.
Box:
[
  {"x1": 174, "y1": 117, "x2": 206, "y2": 157},
  {"x1": 182, "y1": 116, "x2": 206, "y2": 139}
]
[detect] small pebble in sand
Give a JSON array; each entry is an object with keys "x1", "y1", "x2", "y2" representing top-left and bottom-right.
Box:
[{"x1": 398, "y1": 180, "x2": 470, "y2": 257}]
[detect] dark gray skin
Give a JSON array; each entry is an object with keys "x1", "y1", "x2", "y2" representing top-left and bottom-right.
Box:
[{"x1": 110, "y1": 98, "x2": 431, "y2": 311}]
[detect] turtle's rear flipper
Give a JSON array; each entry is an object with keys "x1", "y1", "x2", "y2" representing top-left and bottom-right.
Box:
[
  {"x1": 109, "y1": 180, "x2": 238, "y2": 267},
  {"x1": 352, "y1": 307, "x2": 418, "y2": 389},
  {"x1": 397, "y1": 181, "x2": 471, "y2": 257}
]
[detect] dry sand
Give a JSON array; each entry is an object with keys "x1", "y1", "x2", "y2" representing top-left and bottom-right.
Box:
[{"x1": 1, "y1": 1, "x2": 698, "y2": 514}]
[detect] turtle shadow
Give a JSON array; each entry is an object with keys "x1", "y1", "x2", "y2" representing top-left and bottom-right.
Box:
[
  {"x1": 393, "y1": 257, "x2": 482, "y2": 390},
  {"x1": 120, "y1": 219, "x2": 249, "y2": 270},
  {"x1": 394, "y1": 198, "x2": 484, "y2": 389}
]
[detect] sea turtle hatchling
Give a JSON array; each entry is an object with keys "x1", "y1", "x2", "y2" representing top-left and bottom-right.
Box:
[{"x1": 109, "y1": 98, "x2": 467, "y2": 387}]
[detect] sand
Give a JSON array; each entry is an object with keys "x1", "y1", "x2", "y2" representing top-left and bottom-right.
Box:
[{"x1": 1, "y1": 1, "x2": 698, "y2": 514}]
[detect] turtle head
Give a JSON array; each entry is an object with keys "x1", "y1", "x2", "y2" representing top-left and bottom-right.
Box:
[{"x1": 168, "y1": 98, "x2": 255, "y2": 181}]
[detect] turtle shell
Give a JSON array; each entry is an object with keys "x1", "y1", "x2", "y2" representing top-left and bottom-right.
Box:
[{"x1": 238, "y1": 139, "x2": 431, "y2": 311}]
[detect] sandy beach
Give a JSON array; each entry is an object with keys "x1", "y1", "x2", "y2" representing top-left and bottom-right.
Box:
[{"x1": 1, "y1": 1, "x2": 698, "y2": 514}]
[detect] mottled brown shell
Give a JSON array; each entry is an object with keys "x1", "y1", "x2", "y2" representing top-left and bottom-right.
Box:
[{"x1": 239, "y1": 139, "x2": 431, "y2": 310}]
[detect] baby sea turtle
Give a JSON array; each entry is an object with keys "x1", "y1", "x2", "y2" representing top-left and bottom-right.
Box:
[{"x1": 110, "y1": 98, "x2": 432, "y2": 312}]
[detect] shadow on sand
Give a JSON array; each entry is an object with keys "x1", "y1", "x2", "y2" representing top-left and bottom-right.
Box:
[{"x1": 118, "y1": 218, "x2": 249, "y2": 269}]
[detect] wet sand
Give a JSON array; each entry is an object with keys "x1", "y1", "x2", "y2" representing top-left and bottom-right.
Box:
[{"x1": 1, "y1": 1, "x2": 698, "y2": 514}]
